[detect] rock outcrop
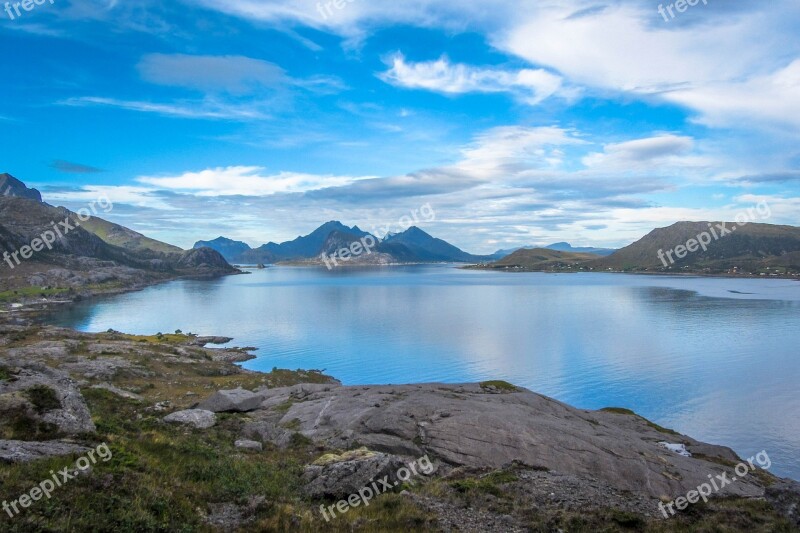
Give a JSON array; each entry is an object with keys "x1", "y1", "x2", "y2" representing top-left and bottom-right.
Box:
[
  {"x1": 0, "y1": 440, "x2": 90, "y2": 463},
  {"x1": 245, "y1": 382, "x2": 766, "y2": 501}
]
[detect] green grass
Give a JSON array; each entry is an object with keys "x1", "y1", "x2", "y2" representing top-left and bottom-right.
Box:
[
  {"x1": 479, "y1": 380, "x2": 519, "y2": 392},
  {"x1": 450, "y1": 469, "x2": 519, "y2": 497},
  {"x1": 0, "y1": 366, "x2": 11, "y2": 381},
  {"x1": 601, "y1": 407, "x2": 681, "y2": 436},
  {"x1": 24, "y1": 385, "x2": 62, "y2": 413},
  {"x1": 0, "y1": 287, "x2": 71, "y2": 303}
]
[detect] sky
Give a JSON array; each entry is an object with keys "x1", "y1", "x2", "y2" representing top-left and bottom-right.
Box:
[{"x1": 1, "y1": 0, "x2": 799, "y2": 253}]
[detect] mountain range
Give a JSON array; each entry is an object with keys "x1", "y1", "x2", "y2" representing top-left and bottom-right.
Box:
[
  {"x1": 195, "y1": 222, "x2": 493, "y2": 265},
  {"x1": 3, "y1": 173, "x2": 798, "y2": 281}
]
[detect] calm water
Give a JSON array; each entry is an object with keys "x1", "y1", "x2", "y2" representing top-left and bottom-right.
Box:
[{"x1": 47, "y1": 266, "x2": 800, "y2": 480}]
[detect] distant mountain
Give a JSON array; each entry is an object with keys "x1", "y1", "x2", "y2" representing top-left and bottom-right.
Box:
[
  {"x1": 197, "y1": 222, "x2": 487, "y2": 265},
  {"x1": 383, "y1": 227, "x2": 488, "y2": 262},
  {"x1": 0, "y1": 175, "x2": 236, "y2": 291},
  {"x1": 194, "y1": 237, "x2": 252, "y2": 263},
  {"x1": 492, "y1": 242, "x2": 615, "y2": 259},
  {"x1": 476, "y1": 248, "x2": 600, "y2": 271},
  {"x1": 546, "y1": 242, "x2": 616, "y2": 256},
  {"x1": 0, "y1": 173, "x2": 42, "y2": 202},
  {"x1": 592, "y1": 221, "x2": 800, "y2": 274}
]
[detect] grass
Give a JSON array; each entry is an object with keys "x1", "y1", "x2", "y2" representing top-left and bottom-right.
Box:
[
  {"x1": 23, "y1": 385, "x2": 62, "y2": 413},
  {"x1": 0, "y1": 287, "x2": 71, "y2": 303},
  {"x1": 450, "y1": 469, "x2": 519, "y2": 497},
  {"x1": 479, "y1": 380, "x2": 519, "y2": 392},
  {"x1": 601, "y1": 407, "x2": 681, "y2": 436},
  {"x1": 0, "y1": 366, "x2": 11, "y2": 381}
]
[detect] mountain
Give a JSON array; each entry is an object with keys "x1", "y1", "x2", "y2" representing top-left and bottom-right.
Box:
[
  {"x1": 0, "y1": 175, "x2": 236, "y2": 295},
  {"x1": 545, "y1": 242, "x2": 616, "y2": 256},
  {"x1": 197, "y1": 222, "x2": 487, "y2": 265},
  {"x1": 592, "y1": 221, "x2": 800, "y2": 274},
  {"x1": 265, "y1": 221, "x2": 371, "y2": 261},
  {"x1": 193, "y1": 237, "x2": 252, "y2": 263},
  {"x1": 492, "y1": 242, "x2": 615, "y2": 259},
  {"x1": 477, "y1": 248, "x2": 600, "y2": 271},
  {"x1": 383, "y1": 226, "x2": 488, "y2": 262},
  {"x1": 0, "y1": 173, "x2": 42, "y2": 202}
]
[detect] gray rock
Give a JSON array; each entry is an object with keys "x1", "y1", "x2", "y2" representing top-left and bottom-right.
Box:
[
  {"x1": 302, "y1": 448, "x2": 408, "y2": 499},
  {"x1": 234, "y1": 439, "x2": 263, "y2": 451},
  {"x1": 245, "y1": 383, "x2": 766, "y2": 500},
  {"x1": 0, "y1": 364, "x2": 95, "y2": 435},
  {"x1": 163, "y1": 409, "x2": 216, "y2": 429},
  {"x1": 190, "y1": 336, "x2": 233, "y2": 347},
  {"x1": 199, "y1": 388, "x2": 264, "y2": 413},
  {"x1": 0, "y1": 440, "x2": 90, "y2": 463}
]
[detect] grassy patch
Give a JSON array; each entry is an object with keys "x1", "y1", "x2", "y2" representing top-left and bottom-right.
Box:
[
  {"x1": 0, "y1": 366, "x2": 12, "y2": 381},
  {"x1": 117, "y1": 333, "x2": 192, "y2": 345},
  {"x1": 450, "y1": 469, "x2": 519, "y2": 497},
  {"x1": 601, "y1": 407, "x2": 680, "y2": 436},
  {"x1": 601, "y1": 407, "x2": 637, "y2": 416},
  {"x1": 0, "y1": 287, "x2": 71, "y2": 303},
  {"x1": 24, "y1": 385, "x2": 61, "y2": 413},
  {"x1": 479, "y1": 380, "x2": 519, "y2": 392}
]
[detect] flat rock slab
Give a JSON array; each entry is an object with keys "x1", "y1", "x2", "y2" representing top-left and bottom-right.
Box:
[
  {"x1": 0, "y1": 440, "x2": 90, "y2": 463},
  {"x1": 164, "y1": 409, "x2": 217, "y2": 429},
  {"x1": 199, "y1": 388, "x2": 264, "y2": 413},
  {"x1": 246, "y1": 383, "x2": 767, "y2": 501}
]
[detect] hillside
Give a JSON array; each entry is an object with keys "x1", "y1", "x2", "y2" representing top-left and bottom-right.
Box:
[
  {"x1": 0, "y1": 175, "x2": 237, "y2": 300},
  {"x1": 592, "y1": 221, "x2": 800, "y2": 275},
  {"x1": 79, "y1": 216, "x2": 184, "y2": 255},
  {"x1": 475, "y1": 248, "x2": 599, "y2": 271}
]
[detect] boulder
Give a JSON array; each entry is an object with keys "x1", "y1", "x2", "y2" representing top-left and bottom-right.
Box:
[
  {"x1": 199, "y1": 388, "x2": 264, "y2": 413},
  {"x1": 164, "y1": 409, "x2": 216, "y2": 429},
  {"x1": 302, "y1": 448, "x2": 407, "y2": 499}
]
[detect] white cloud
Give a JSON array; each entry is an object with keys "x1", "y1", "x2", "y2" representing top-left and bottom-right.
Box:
[
  {"x1": 380, "y1": 54, "x2": 565, "y2": 105},
  {"x1": 187, "y1": 0, "x2": 800, "y2": 130},
  {"x1": 136, "y1": 166, "x2": 374, "y2": 196}
]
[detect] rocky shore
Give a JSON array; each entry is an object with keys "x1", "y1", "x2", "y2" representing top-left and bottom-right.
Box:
[{"x1": 1, "y1": 308, "x2": 799, "y2": 531}]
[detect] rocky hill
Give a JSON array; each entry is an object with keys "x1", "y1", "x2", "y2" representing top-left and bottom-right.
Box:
[{"x1": 0, "y1": 175, "x2": 237, "y2": 303}]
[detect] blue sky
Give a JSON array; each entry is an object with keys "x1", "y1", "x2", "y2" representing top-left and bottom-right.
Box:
[{"x1": 1, "y1": 0, "x2": 799, "y2": 253}]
